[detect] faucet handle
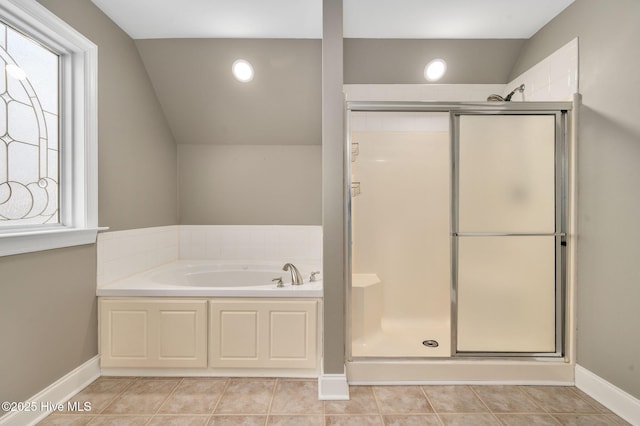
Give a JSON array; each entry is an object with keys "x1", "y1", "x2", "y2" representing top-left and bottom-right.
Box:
[
  {"x1": 272, "y1": 277, "x2": 284, "y2": 288},
  {"x1": 309, "y1": 271, "x2": 320, "y2": 282}
]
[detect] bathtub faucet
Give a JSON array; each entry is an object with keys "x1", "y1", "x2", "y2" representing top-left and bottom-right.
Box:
[{"x1": 282, "y1": 263, "x2": 304, "y2": 285}]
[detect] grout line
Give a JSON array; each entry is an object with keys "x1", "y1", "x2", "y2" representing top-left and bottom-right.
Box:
[
  {"x1": 418, "y1": 385, "x2": 444, "y2": 425},
  {"x1": 514, "y1": 385, "x2": 547, "y2": 413},
  {"x1": 468, "y1": 385, "x2": 495, "y2": 414},
  {"x1": 264, "y1": 377, "x2": 279, "y2": 426},
  {"x1": 50, "y1": 379, "x2": 627, "y2": 426},
  {"x1": 145, "y1": 376, "x2": 183, "y2": 425},
  {"x1": 489, "y1": 411, "x2": 505, "y2": 425},
  {"x1": 368, "y1": 385, "x2": 389, "y2": 426},
  {"x1": 92, "y1": 376, "x2": 139, "y2": 417},
  {"x1": 370, "y1": 385, "x2": 383, "y2": 416},
  {"x1": 568, "y1": 386, "x2": 610, "y2": 413},
  {"x1": 210, "y1": 378, "x2": 231, "y2": 415}
]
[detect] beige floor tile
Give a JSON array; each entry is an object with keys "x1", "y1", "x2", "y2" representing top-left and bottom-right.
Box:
[
  {"x1": 267, "y1": 414, "x2": 323, "y2": 425},
  {"x1": 382, "y1": 414, "x2": 442, "y2": 425},
  {"x1": 569, "y1": 388, "x2": 613, "y2": 413},
  {"x1": 214, "y1": 378, "x2": 276, "y2": 414},
  {"x1": 422, "y1": 385, "x2": 488, "y2": 413},
  {"x1": 373, "y1": 386, "x2": 434, "y2": 414},
  {"x1": 520, "y1": 386, "x2": 599, "y2": 414},
  {"x1": 158, "y1": 378, "x2": 228, "y2": 414},
  {"x1": 608, "y1": 414, "x2": 633, "y2": 425},
  {"x1": 326, "y1": 415, "x2": 383, "y2": 425},
  {"x1": 87, "y1": 415, "x2": 151, "y2": 425},
  {"x1": 471, "y1": 385, "x2": 542, "y2": 413},
  {"x1": 102, "y1": 378, "x2": 180, "y2": 414},
  {"x1": 494, "y1": 413, "x2": 559, "y2": 425},
  {"x1": 63, "y1": 378, "x2": 133, "y2": 415},
  {"x1": 148, "y1": 415, "x2": 210, "y2": 425},
  {"x1": 38, "y1": 414, "x2": 94, "y2": 425},
  {"x1": 38, "y1": 378, "x2": 630, "y2": 426},
  {"x1": 439, "y1": 413, "x2": 501, "y2": 425},
  {"x1": 325, "y1": 386, "x2": 379, "y2": 414},
  {"x1": 208, "y1": 415, "x2": 267, "y2": 425},
  {"x1": 553, "y1": 413, "x2": 626, "y2": 425},
  {"x1": 270, "y1": 380, "x2": 323, "y2": 414}
]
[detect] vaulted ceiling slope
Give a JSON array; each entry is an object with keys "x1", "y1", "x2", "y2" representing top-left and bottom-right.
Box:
[
  {"x1": 120, "y1": 1, "x2": 574, "y2": 146},
  {"x1": 91, "y1": 0, "x2": 574, "y2": 39},
  {"x1": 135, "y1": 39, "x2": 322, "y2": 146}
]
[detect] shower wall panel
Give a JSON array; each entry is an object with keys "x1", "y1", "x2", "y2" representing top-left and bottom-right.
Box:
[{"x1": 351, "y1": 130, "x2": 450, "y2": 324}]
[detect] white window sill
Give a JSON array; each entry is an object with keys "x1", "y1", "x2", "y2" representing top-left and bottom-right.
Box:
[{"x1": 0, "y1": 228, "x2": 102, "y2": 257}]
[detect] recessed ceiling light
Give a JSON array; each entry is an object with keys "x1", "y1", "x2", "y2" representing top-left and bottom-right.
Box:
[
  {"x1": 424, "y1": 58, "x2": 446, "y2": 82},
  {"x1": 232, "y1": 59, "x2": 254, "y2": 83},
  {"x1": 6, "y1": 64, "x2": 27, "y2": 81}
]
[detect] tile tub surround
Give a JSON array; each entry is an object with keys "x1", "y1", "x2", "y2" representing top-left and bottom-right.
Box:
[
  {"x1": 97, "y1": 226, "x2": 179, "y2": 286},
  {"x1": 178, "y1": 225, "x2": 322, "y2": 263},
  {"x1": 38, "y1": 379, "x2": 630, "y2": 425},
  {"x1": 506, "y1": 38, "x2": 578, "y2": 102},
  {"x1": 97, "y1": 225, "x2": 323, "y2": 287}
]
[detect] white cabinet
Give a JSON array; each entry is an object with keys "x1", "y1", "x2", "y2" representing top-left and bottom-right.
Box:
[
  {"x1": 99, "y1": 299, "x2": 207, "y2": 368},
  {"x1": 209, "y1": 299, "x2": 318, "y2": 369},
  {"x1": 99, "y1": 297, "x2": 320, "y2": 372}
]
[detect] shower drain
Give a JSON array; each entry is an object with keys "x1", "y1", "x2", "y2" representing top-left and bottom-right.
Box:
[{"x1": 422, "y1": 339, "x2": 439, "y2": 348}]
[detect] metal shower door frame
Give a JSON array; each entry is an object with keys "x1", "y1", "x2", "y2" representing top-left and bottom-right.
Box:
[
  {"x1": 450, "y1": 109, "x2": 569, "y2": 358},
  {"x1": 344, "y1": 101, "x2": 571, "y2": 362}
]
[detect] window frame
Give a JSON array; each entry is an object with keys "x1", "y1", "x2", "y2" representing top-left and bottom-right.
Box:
[{"x1": 0, "y1": 0, "x2": 98, "y2": 257}]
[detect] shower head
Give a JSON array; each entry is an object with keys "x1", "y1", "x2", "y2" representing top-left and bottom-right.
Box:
[{"x1": 487, "y1": 83, "x2": 525, "y2": 102}]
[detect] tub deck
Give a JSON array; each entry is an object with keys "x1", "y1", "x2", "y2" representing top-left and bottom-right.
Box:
[{"x1": 97, "y1": 260, "x2": 323, "y2": 298}]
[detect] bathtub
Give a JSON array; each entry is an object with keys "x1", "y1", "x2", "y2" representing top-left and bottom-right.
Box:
[{"x1": 96, "y1": 260, "x2": 323, "y2": 298}]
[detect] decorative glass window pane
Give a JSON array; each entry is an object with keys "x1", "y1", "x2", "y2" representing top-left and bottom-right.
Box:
[{"x1": 0, "y1": 20, "x2": 59, "y2": 226}]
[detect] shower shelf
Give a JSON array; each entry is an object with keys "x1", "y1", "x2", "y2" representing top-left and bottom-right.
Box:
[
  {"x1": 351, "y1": 182, "x2": 361, "y2": 197},
  {"x1": 351, "y1": 142, "x2": 359, "y2": 162}
]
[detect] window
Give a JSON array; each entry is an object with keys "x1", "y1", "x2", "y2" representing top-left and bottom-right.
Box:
[
  {"x1": 0, "y1": 0, "x2": 97, "y2": 256},
  {"x1": 1, "y1": 21, "x2": 60, "y2": 226}
]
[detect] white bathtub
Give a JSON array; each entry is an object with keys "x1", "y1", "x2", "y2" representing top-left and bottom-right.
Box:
[{"x1": 97, "y1": 260, "x2": 323, "y2": 297}]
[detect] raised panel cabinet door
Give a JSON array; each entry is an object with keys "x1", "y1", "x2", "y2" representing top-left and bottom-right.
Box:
[
  {"x1": 268, "y1": 301, "x2": 317, "y2": 369},
  {"x1": 209, "y1": 299, "x2": 318, "y2": 369},
  {"x1": 100, "y1": 298, "x2": 208, "y2": 368},
  {"x1": 99, "y1": 299, "x2": 151, "y2": 368},
  {"x1": 210, "y1": 301, "x2": 261, "y2": 367},
  {"x1": 156, "y1": 300, "x2": 207, "y2": 368}
]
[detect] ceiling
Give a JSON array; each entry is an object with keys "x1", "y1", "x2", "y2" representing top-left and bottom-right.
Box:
[{"x1": 91, "y1": 0, "x2": 574, "y2": 40}]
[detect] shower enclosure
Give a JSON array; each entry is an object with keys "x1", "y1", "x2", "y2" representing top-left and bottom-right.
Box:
[{"x1": 347, "y1": 102, "x2": 570, "y2": 361}]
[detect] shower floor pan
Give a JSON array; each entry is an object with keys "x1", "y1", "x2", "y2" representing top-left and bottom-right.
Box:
[{"x1": 352, "y1": 318, "x2": 450, "y2": 358}]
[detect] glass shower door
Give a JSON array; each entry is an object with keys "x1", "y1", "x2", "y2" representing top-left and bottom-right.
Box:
[{"x1": 453, "y1": 113, "x2": 565, "y2": 355}]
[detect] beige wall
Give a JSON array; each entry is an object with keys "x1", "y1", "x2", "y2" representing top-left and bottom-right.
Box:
[
  {"x1": 136, "y1": 38, "x2": 322, "y2": 226},
  {"x1": 178, "y1": 145, "x2": 321, "y2": 225},
  {"x1": 513, "y1": 0, "x2": 640, "y2": 398},
  {"x1": 39, "y1": 0, "x2": 179, "y2": 232},
  {"x1": 135, "y1": 39, "x2": 322, "y2": 147},
  {"x1": 0, "y1": 0, "x2": 177, "y2": 403},
  {"x1": 322, "y1": 0, "x2": 346, "y2": 375},
  {"x1": 344, "y1": 39, "x2": 525, "y2": 84},
  {"x1": 0, "y1": 246, "x2": 97, "y2": 403}
]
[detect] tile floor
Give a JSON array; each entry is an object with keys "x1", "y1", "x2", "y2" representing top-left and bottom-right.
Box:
[{"x1": 38, "y1": 377, "x2": 630, "y2": 425}]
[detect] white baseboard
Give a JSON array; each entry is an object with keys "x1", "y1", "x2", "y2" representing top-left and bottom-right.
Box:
[
  {"x1": 575, "y1": 364, "x2": 640, "y2": 426},
  {"x1": 318, "y1": 370, "x2": 350, "y2": 400},
  {"x1": 0, "y1": 355, "x2": 100, "y2": 426}
]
